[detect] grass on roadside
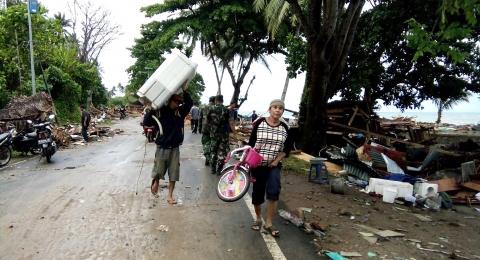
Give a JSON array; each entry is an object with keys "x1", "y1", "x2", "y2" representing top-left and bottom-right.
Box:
[{"x1": 283, "y1": 156, "x2": 310, "y2": 175}]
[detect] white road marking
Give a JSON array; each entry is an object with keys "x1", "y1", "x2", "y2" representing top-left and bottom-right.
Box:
[{"x1": 243, "y1": 193, "x2": 287, "y2": 260}]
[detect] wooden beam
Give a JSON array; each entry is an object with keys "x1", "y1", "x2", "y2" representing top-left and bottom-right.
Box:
[
  {"x1": 348, "y1": 106, "x2": 359, "y2": 126},
  {"x1": 328, "y1": 121, "x2": 425, "y2": 147}
]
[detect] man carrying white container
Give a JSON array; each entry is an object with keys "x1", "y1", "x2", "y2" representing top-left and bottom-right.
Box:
[{"x1": 150, "y1": 83, "x2": 193, "y2": 204}]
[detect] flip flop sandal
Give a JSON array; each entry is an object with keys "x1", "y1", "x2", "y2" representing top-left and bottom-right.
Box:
[
  {"x1": 167, "y1": 198, "x2": 177, "y2": 205},
  {"x1": 251, "y1": 220, "x2": 262, "y2": 231},
  {"x1": 151, "y1": 179, "x2": 159, "y2": 195},
  {"x1": 263, "y1": 225, "x2": 280, "y2": 237}
]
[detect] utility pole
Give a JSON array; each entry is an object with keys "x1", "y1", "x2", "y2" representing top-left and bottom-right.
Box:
[
  {"x1": 14, "y1": 30, "x2": 23, "y2": 89},
  {"x1": 27, "y1": 0, "x2": 36, "y2": 95}
]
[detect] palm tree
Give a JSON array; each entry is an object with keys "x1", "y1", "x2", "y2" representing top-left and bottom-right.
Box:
[{"x1": 434, "y1": 93, "x2": 470, "y2": 124}]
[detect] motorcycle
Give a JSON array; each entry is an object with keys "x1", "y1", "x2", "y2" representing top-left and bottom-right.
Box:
[
  {"x1": 11, "y1": 120, "x2": 41, "y2": 155},
  {"x1": 143, "y1": 125, "x2": 157, "y2": 142},
  {"x1": 34, "y1": 114, "x2": 57, "y2": 163},
  {"x1": 119, "y1": 107, "x2": 127, "y2": 119},
  {"x1": 0, "y1": 128, "x2": 14, "y2": 167}
]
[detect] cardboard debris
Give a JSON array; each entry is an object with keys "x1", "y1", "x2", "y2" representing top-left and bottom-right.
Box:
[
  {"x1": 340, "y1": 251, "x2": 362, "y2": 257},
  {"x1": 429, "y1": 178, "x2": 461, "y2": 192},
  {"x1": 413, "y1": 214, "x2": 433, "y2": 222}
]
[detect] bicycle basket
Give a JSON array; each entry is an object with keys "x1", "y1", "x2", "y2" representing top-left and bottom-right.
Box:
[{"x1": 244, "y1": 148, "x2": 263, "y2": 168}]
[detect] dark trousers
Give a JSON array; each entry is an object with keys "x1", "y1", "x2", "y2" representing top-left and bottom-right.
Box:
[
  {"x1": 191, "y1": 119, "x2": 199, "y2": 133},
  {"x1": 81, "y1": 127, "x2": 88, "y2": 142}
]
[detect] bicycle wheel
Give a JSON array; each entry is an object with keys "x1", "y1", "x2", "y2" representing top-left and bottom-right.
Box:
[{"x1": 216, "y1": 165, "x2": 250, "y2": 202}]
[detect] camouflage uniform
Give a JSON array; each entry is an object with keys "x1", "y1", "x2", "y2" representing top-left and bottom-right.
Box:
[
  {"x1": 200, "y1": 103, "x2": 213, "y2": 164},
  {"x1": 208, "y1": 104, "x2": 231, "y2": 174}
]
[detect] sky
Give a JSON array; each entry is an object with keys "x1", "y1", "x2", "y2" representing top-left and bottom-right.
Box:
[{"x1": 39, "y1": 0, "x2": 480, "y2": 116}]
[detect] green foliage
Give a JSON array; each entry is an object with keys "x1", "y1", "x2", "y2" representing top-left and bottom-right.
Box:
[
  {"x1": 185, "y1": 74, "x2": 205, "y2": 104},
  {"x1": 284, "y1": 32, "x2": 306, "y2": 78},
  {"x1": 54, "y1": 99, "x2": 81, "y2": 124},
  {"x1": 406, "y1": 0, "x2": 479, "y2": 63},
  {"x1": 340, "y1": 0, "x2": 480, "y2": 111},
  {"x1": 283, "y1": 156, "x2": 310, "y2": 175},
  {"x1": 0, "y1": 3, "x2": 109, "y2": 114},
  {"x1": 108, "y1": 96, "x2": 127, "y2": 107}
]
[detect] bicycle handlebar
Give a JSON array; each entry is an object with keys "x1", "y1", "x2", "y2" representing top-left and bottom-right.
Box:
[{"x1": 228, "y1": 145, "x2": 252, "y2": 164}]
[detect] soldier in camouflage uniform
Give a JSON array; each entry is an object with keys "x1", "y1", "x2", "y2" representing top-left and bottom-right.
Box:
[
  {"x1": 207, "y1": 95, "x2": 233, "y2": 175},
  {"x1": 200, "y1": 96, "x2": 215, "y2": 166}
]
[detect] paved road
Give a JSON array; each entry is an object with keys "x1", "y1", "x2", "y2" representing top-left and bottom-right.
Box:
[{"x1": 0, "y1": 118, "x2": 319, "y2": 259}]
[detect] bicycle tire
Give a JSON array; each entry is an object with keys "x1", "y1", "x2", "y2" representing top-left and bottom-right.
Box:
[{"x1": 216, "y1": 165, "x2": 250, "y2": 202}]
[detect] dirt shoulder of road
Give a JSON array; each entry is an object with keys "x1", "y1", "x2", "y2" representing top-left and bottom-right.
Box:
[{"x1": 280, "y1": 169, "x2": 480, "y2": 259}]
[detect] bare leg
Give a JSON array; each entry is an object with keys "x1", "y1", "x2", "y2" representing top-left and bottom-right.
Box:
[
  {"x1": 254, "y1": 204, "x2": 262, "y2": 222},
  {"x1": 167, "y1": 181, "x2": 177, "y2": 204},
  {"x1": 265, "y1": 200, "x2": 278, "y2": 227}
]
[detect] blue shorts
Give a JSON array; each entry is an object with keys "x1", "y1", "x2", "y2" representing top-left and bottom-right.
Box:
[{"x1": 251, "y1": 165, "x2": 282, "y2": 205}]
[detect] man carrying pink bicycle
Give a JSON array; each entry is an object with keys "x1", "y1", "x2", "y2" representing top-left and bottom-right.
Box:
[{"x1": 248, "y1": 99, "x2": 293, "y2": 238}]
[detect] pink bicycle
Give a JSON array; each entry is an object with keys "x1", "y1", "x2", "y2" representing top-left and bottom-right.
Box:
[{"x1": 216, "y1": 145, "x2": 263, "y2": 202}]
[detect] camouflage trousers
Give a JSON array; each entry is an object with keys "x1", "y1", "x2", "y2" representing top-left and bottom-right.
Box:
[
  {"x1": 209, "y1": 134, "x2": 230, "y2": 174},
  {"x1": 201, "y1": 133, "x2": 212, "y2": 162}
]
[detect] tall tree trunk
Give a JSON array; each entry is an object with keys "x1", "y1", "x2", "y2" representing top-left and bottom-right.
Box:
[
  {"x1": 230, "y1": 84, "x2": 241, "y2": 105},
  {"x1": 280, "y1": 74, "x2": 290, "y2": 102},
  {"x1": 300, "y1": 40, "x2": 329, "y2": 155},
  {"x1": 436, "y1": 101, "x2": 443, "y2": 124}
]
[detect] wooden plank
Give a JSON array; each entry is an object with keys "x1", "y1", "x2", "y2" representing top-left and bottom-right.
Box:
[
  {"x1": 348, "y1": 106, "x2": 359, "y2": 126},
  {"x1": 429, "y1": 178, "x2": 461, "y2": 192},
  {"x1": 293, "y1": 152, "x2": 314, "y2": 162},
  {"x1": 329, "y1": 121, "x2": 424, "y2": 147},
  {"x1": 461, "y1": 181, "x2": 480, "y2": 192}
]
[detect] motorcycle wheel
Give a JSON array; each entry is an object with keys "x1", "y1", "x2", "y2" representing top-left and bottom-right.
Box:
[
  {"x1": 147, "y1": 132, "x2": 154, "y2": 142},
  {"x1": 30, "y1": 147, "x2": 41, "y2": 155},
  {"x1": 46, "y1": 153, "x2": 52, "y2": 163},
  {"x1": 0, "y1": 146, "x2": 12, "y2": 167}
]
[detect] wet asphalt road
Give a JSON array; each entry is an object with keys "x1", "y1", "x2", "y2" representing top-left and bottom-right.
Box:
[{"x1": 0, "y1": 118, "x2": 319, "y2": 260}]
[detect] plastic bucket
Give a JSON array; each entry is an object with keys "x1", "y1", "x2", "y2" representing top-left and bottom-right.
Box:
[
  {"x1": 382, "y1": 187, "x2": 398, "y2": 203},
  {"x1": 244, "y1": 149, "x2": 263, "y2": 168}
]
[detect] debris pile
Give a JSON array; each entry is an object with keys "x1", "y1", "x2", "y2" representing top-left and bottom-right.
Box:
[{"x1": 52, "y1": 123, "x2": 123, "y2": 146}]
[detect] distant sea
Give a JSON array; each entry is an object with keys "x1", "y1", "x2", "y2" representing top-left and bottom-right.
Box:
[{"x1": 377, "y1": 111, "x2": 480, "y2": 125}]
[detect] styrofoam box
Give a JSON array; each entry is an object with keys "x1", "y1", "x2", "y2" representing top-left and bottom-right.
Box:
[
  {"x1": 367, "y1": 178, "x2": 413, "y2": 198},
  {"x1": 137, "y1": 52, "x2": 197, "y2": 109},
  {"x1": 414, "y1": 182, "x2": 438, "y2": 197}
]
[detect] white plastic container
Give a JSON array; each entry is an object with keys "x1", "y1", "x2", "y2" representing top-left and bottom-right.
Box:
[
  {"x1": 137, "y1": 52, "x2": 197, "y2": 109},
  {"x1": 383, "y1": 187, "x2": 398, "y2": 203},
  {"x1": 366, "y1": 178, "x2": 413, "y2": 198},
  {"x1": 414, "y1": 182, "x2": 438, "y2": 197}
]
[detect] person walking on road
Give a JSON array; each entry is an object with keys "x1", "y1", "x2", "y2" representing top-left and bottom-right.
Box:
[
  {"x1": 200, "y1": 96, "x2": 215, "y2": 165},
  {"x1": 80, "y1": 105, "x2": 91, "y2": 142},
  {"x1": 190, "y1": 103, "x2": 200, "y2": 134},
  {"x1": 251, "y1": 110, "x2": 258, "y2": 122},
  {"x1": 207, "y1": 95, "x2": 233, "y2": 175},
  {"x1": 248, "y1": 99, "x2": 293, "y2": 237},
  {"x1": 150, "y1": 84, "x2": 193, "y2": 205}
]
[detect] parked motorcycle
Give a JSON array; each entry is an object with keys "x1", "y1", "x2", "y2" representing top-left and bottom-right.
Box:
[
  {"x1": 11, "y1": 120, "x2": 40, "y2": 155},
  {"x1": 118, "y1": 106, "x2": 127, "y2": 119},
  {"x1": 34, "y1": 114, "x2": 57, "y2": 163},
  {"x1": 0, "y1": 128, "x2": 14, "y2": 167}
]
